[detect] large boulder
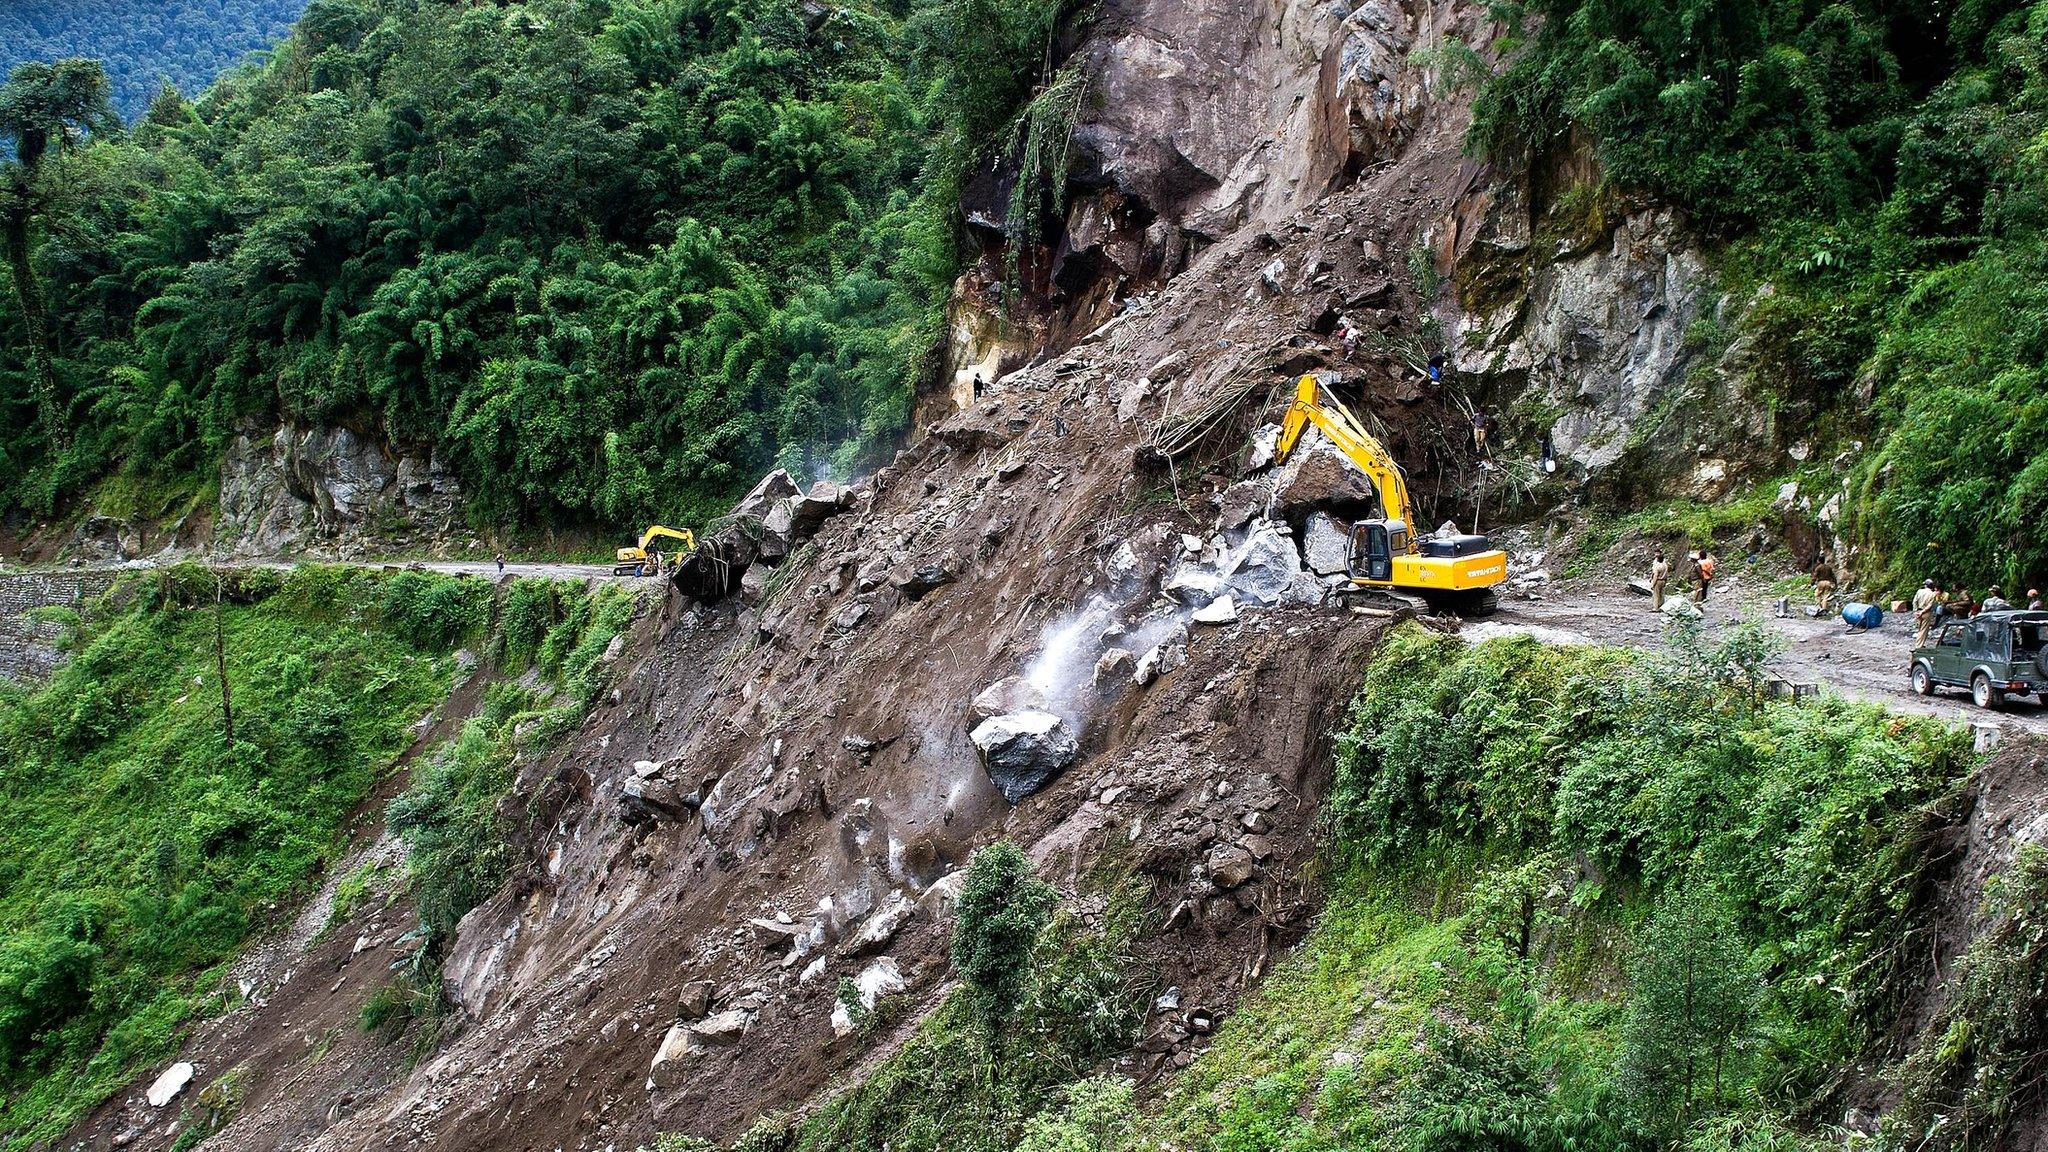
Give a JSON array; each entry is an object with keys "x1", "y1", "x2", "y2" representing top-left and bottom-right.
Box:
[
  {"x1": 1271, "y1": 443, "x2": 1379, "y2": 522},
  {"x1": 1163, "y1": 565, "x2": 1225, "y2": 607},
  {"x1": 971, "y1": 676, "x2": 1053, "y2": 724},
  {"x1": 971, "y1": 711, "x2": 1080, "y2": 803},
  {"x1": 1224, "y1": 521, "x2": 1304, "y2": 606},
  {"x1": 733, "y1": 470, "x2": 802, "y2": 521},
  {"x1": 758, "y1": 485, "x2": 847, "y2": 563},
  {"x1": 1301, "y1": 513, "x2": 1353, "y2": 576},
  {"x1": 649, "y1": 1025, "x2": 699, "y2": 1087}
]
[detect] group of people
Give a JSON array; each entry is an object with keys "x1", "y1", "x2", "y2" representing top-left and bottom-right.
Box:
[
  {"x1": 1911, "y1": 580, "x2": 2045, "y2": 645},
  {"x1": 1647, "y1": 547, "x2": 1718, "y2": 610}
]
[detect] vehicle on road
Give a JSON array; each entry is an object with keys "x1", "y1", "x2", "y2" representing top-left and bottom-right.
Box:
[
  {"x1": 616, "y1": 524, "x2": 696, "y2": 577},
  {"x1": 1909, "y1": 610, "x2": 2048, "y2": 709},
  {"x1": 1273, "y1": 374, "x2": 1507, "y2": 615}
]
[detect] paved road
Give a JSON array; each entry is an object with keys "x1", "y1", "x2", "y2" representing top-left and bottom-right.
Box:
[
  {"x1": 1471, "y1": 581, "x2": 2048, "y2": 738},
  {"x1": 8, "y1": 558, "x2": 646, "y2": 583}
]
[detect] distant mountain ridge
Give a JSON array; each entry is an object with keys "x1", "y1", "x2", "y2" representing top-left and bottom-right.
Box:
[{"x1": 0, "y1": 0, "x2": 307, "y2": 119}]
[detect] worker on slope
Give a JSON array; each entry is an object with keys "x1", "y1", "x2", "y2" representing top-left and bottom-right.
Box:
[
  {"x1": 1471, "y1": 407, "x2": 1496, "y2": 456},
  {"x1": 1812, "y1": 555, "x2": 1837, "y2": 613},
  {"x1": 1913, "y1": 579, "x2": 1940, "y2": 646},
  {"x1": 1649, "y1": 548, "x2": 1670, "y2": 611}
]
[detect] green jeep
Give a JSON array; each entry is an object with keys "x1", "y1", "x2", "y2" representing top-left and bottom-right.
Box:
[{"x1": 1909, "y1": 610, "x2": 2048, "y2": 709}]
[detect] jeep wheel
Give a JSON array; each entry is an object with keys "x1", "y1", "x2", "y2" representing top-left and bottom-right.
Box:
[
  {"x1": 1911, "y1": 664, "x2": 1934, "y2": 696},
  {"x1": 1972, "y1": 672, "x2": 2004, "y2": 710}
]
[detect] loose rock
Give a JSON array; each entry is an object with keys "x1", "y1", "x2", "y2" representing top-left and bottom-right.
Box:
[
  {"x1": 842, "y1": 890, "x2": 916, "y2": 957},
  {"x1": 971, "y1": 676, "x2": 1053, "y2": 723},
  {"x1": 971, "y1": 711, "x2": 1080, "y2": 803},
  {"x1": 677, "y1": 980, "x2": 715, "y2": 1021},
  {"x1": 146, "y1": 1062, "x2": 194, "y2": 1108},
  {"x1": 1206, "y1": 844, "x2": 1256, "y2": 889}
]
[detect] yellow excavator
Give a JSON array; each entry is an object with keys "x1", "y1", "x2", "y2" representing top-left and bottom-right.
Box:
[
  {"x1": 1275, "y1": 373, "x2": 1507, "y2": 615},
  {"x1": 615, "y1": 525, "x2": 696, "y2": 577}
]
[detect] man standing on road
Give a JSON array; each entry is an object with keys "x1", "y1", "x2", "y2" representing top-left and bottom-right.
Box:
[
  {"x1": 1913, "y1": 579, "x2": 1940, "y2": 646},
  {"x1": 1649, "y1": 548, "x2": 1670, "y2": 611},
  {"x1": 495, "y1": 551, "x2": 506, "y2": 575},
  {"x1": 1692, "y1": 550, "x2": 1716, "y2": 601},
  {"x1": 1812, "y1": 556, "x2": 1837, "y2": 613}
]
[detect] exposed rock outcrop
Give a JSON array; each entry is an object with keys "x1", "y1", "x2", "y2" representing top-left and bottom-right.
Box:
[{"x1": 216, "y1": 423, "x2": 463, "y2": 557}]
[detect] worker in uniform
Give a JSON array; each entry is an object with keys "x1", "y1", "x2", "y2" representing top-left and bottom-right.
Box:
[
  {"x1": 1649, "y1": 548, "x2": 1670, "y2": 611},
  {"x1": 1912, "y1": 579, "x2": 1940, "y2": 646}
]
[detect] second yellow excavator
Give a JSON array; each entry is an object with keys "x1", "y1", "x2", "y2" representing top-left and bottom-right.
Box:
[
  {"x1": 1275, "y1": 373, "x2": 1507, "y2": 615},
  {"x1": 615, "y1": 525, "x2": 696, "y2": 576}
]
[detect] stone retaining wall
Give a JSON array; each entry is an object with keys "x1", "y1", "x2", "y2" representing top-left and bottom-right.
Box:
[{"x1": 0, "y1": 571, "x2": 117, "y2": 682}]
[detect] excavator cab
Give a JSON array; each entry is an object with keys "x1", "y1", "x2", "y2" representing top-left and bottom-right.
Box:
[{"x1": 1349, "y1": 521, "x2": 1403, "y2": 582}]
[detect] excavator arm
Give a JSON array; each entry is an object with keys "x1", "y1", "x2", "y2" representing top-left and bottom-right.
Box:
[
  {"x1": 616, "y1": 524, "x2": 697, "y2": 574},
  {"x1": 637, "y1": 525, "x2": 696, "y2": 554},
  {"x1": 1274, "y1": 374, "x2": 1416, "y2": 528},
  {"x1": 1270, "y1": 373, "x2": 1507, "y2": 611}
]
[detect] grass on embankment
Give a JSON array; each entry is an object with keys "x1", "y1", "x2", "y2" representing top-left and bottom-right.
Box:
[
  {"x1": 0, "y1": 564, "x2": 640, "y2": 1149},
  {"x1": 1143, "y1": 624, "x2": 2022, "y2": 1152}
]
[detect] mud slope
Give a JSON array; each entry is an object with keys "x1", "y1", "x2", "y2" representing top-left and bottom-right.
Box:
[{"x1": 59, "y1": 1, "x2": 1524, "y2": 1148}]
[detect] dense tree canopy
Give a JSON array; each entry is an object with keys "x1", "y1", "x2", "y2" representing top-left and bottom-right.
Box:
[
  {"x1": 0, "y1": 0, "x2": 306, "y2": 122},
  {"x1": 0, "y1": 0, "x2": 1060, "y2": 530}
]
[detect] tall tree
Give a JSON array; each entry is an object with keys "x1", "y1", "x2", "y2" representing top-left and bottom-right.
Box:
[{"x1": 0, "y1": 59, "x2": 116, "y2": 447}]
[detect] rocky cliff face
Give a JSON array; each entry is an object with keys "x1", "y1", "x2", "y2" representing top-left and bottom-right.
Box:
[
  {"x1": 215, "y1": 423, "x2": 468, "y2": 558},
  {"x1": 1444, "y1": 182, "x2": 1774, "y2": 501},
  {"x1": 944, "y1": 0, "x2": 1777, "y2": 502}
]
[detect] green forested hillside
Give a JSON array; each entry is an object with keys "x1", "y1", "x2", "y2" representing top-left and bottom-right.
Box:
[
  {"x1": 1473, "y1": 0, "x2": 2048, "y2": 588},
  {"x1": 0, "y1": 1, "x2": 307, "y2": 121},
  {"x1": 0, "y1": 0, "x2": 1056, "y2": 530},
  {"x1": 0, "y1": 567, "x2": 637, "y2": 1147}
]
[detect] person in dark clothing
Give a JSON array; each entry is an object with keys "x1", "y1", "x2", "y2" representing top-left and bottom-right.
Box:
[
  {"x1": 1955, "y1": 588, "x2": 1979, "y2": 618},
  {"x1": 972, "y1": 373, "x2": 987, "y2": 401},
  {"x1": 494, "y1": 551, "x2": 505, "y2": 575},
  {"x1": 1471, "y1": 408, "x2": 1497, "y2": 456},
  {"x1": 1812, "y1": 556, "x2": 1836, "y2": 612}
]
